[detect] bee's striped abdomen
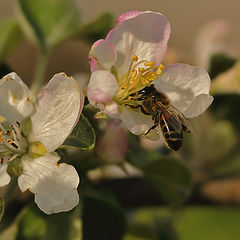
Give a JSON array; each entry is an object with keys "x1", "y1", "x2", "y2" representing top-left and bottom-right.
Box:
[{"x1": 160, "y1": 113, "x2": 183, "y2": 151}]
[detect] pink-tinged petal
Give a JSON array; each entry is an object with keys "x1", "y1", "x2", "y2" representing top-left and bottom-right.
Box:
[
  {"x1": 154, "y1": 64, "x2": 212, "y2": 116},
  {"x1": 89, "y1": 56, "x2": 99, "y2": 72},
  {"x1": 0, "y1": 72, "x2": 34, "y2": 123},
  {"x1": 89, "y1": 39, "x2": 117, "y2": 71},
  {"x1": 97, "y1": 121, "x2": 128, "y2": 164},
  {"x1": 29, "y1": 73, "x2": 84, "y2": 152},
  {"x1": 18, "y1": 153, "x2": 79, "y2": 214},
  {"x1": 182, "y1": 94, "x2": 213, "y2": 118},
  {"x1": 87, "y1": 70, "x2": 118, "y2": 106},
  {"x1": 103, "y1": 101, "x2": 120, "y2": 119},
  {"x1": 120, "y1": 106, "x2": 160, "y2": 139},
  {"x1": 117, "y1": 11, "x2": 140, "y2": 22},
  {"x1": 106, "y1": 11, "x2": 171, "y2": 78}
]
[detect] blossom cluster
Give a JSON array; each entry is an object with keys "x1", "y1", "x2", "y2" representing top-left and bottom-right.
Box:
[{"x1": 0, "y1": 10, "x2": 213, "y2": 214}]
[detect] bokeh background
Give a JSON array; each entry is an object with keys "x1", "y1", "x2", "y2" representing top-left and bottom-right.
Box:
[{"x1": 1, "y1": 0, "x2": 240, "y2": 240}]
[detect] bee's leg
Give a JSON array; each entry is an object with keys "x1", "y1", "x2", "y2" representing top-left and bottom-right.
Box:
[
  {"x1": 145, "y1": 124, "x2": 158, "y2": 136},
  {"x1": 145, "y1": 112, "x2": 160, "y2": 136},
  {"x1": 125, "y1": 104, "x2": 151, "y2": 115}
]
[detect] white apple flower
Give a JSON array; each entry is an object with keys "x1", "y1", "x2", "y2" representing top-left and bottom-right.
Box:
[
  {"x1": 87, "y1": 11, "x2": 213, "y2": 140},
  {"x1": 0, "y1": 72, "x2": 84, "y2": 214}
]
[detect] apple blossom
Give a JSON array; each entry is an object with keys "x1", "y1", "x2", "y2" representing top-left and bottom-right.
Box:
[
  {"x1": 0, "y1": 72, "x2": 84, "y2": 214},
  {"x1": 87, "y1": 11, "x2": 213, "y2": 142}
]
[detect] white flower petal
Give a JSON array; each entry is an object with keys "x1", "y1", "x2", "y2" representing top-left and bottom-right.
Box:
[
  {"x1": 154, "y1": 64, "x2": 212, "y2": 116},
  {"x1": 28, "y1": 73, "x2": 84, "y2": 152},
  {"x1": 87, "y1": 70, "x2": 118, "y2": 106},
  {"x1": 182, "y1": 94, "x2": 214, "y2": 118},
  {"x1": 18, "y1": 153, "x2": 79, "y2": 214},
  {"x1": 120, "y1": 107, "x2": 160, "y2": 139},
  {"x1": 0, "y1": 72, "x2": 34, "y2": 123},
  {"x1": 89, "y1": 39, "x2": 117, "y2": 71},
  {"x1": 0, "y1": 162, "x2": 11, "y2": 187},
  {"x1": 106, "y1": 11, "x2": 171, "y2": 78}
]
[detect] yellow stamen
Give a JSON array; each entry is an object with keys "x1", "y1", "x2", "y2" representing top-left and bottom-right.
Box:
[
  {"x1": 132, "y1": 55, "x2": 138, "y2": 62},
  {"x1": 115, "y1": 55, "x2": 165, "y2": 103},
  {"x1": 157, "y1": 64, "x2": 165, "y2": 75},
  {"x1": 144, "y1": 61, "x2": 156, "y2": 67}
]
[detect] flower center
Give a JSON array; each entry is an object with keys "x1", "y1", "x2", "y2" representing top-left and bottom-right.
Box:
[
  {"x1": 0, "y1": 122, "x2": 27, "y2": 165},
  {"x1": 114, "y1": 55, "x2": 165, "y2": 104}
]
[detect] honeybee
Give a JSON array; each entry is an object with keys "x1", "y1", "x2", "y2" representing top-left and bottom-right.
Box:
[{"x1": 126, "y1": 85, "x2": 192, "y2": 151}]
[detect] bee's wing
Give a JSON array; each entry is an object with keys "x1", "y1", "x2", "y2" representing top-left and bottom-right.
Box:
[
  {"x1": 156, "y1": 101, "x2": 182, "y2": 133},
  {"x1": 164, "y1": 108, "x2": 183, "y2": 133},
  {"x1": 168, "y1": 105, "x2": 195, "y2": 133}
]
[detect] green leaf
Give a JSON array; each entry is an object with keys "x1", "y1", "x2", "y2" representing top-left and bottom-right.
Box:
[
  {"x1": 209, "y1": 53, "x2": 236, "y2": 79},
  {"x1": 0, "y1": 197, "x2": 5, "y2": 223},
  {"x1": 61, "y1": 114, "x2": 96, "y2": 150},
  {"x1": 82, "y1": 194, "x2": 126, "y2": 240},
  {"x1": 175, "y1": 207, "x2": 240, "y2": 240},
  {"x1": 15, "y1": 204, "x2": 82, "y2": 240},
  {"x1": 77, "y1": 13, "x2": 115, "y2": 43},
  {"x1": 126, "y1": 207, "x2": 178, "y2": 240},
  {"x1": 0, "y1": 18, "x2": 22, "y2": 62},
  {"x1": 15, "y1": 204, "x2": 46, "y2": 240},
  {"x1": 14, "y1": 0, "x2": 80, "y2": 52},
  {"x1": 143, "y1": 158, "x2": 192, "y2": 205}
]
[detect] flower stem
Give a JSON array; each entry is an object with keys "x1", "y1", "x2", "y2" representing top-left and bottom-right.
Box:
[{"x1": 31, "y1": 52, "x2": 49, "y2": 94}]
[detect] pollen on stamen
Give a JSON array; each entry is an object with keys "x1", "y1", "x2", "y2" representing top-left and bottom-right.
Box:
[
  {"x1": 7, "y1": 131, "x2": 11, "y2": 136},
  {"x1": 6, "y1": 139, "x2": 18, "y2": 149},
  {"x1": 132, "y1": 55, "x2": 138, "y2": 62},
  {"x1": 144, "y1": 61, "x2": 156, "y2": 67},
  {"x1": 157, "y1": 64, "x2": 165, "y2": 75}
]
